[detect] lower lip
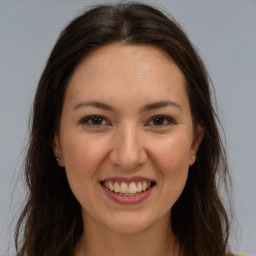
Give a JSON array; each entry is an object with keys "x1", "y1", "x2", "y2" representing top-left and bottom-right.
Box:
[{"x1": 101, "y1": 185, "x2": 154, "y2": 205}]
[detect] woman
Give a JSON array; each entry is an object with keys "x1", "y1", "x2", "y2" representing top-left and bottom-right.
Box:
[{"x1": 15, "y1": 2, "x2": 236, "y2": 256}]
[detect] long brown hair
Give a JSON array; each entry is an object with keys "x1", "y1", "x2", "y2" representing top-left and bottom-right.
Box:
[{"x1": 15, "y1": 2, "x2": 232, "y2": 256}]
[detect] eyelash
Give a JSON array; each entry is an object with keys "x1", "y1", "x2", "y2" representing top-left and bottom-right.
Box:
[
  {"x1": 80, "y1": 115, "x2": 110, "y2": 126},
  {"x1": 146, "y1": 115, "x2": 175, "y2": 127},
  {"x1": 80, "y1": 115, "x2": 175, "y2": 127}
]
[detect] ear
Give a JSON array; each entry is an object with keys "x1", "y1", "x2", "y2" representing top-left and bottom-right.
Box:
[
  {"x1": 189, "y1": 125, "x2": 204, "y2": 166},
  {"x1": 52, "y1": 135, "x2": 65, "y2": 167}
]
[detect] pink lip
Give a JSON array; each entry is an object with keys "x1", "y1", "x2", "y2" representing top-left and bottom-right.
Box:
[{"x1": 101, "y1": 183, "x2": 154, "y2": 205}]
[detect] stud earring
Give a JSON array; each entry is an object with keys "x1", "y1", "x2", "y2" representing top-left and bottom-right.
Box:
[{"x1": 55, "y1": 152, "x2": 61, "y2": 166}]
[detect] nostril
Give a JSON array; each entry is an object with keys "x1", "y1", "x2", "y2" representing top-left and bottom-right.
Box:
[{"x1": 108, "y1": 143, "x2": 147, "y2": 170}]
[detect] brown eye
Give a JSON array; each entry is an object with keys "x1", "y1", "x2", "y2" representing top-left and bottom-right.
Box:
[
  {"x1": 147, "y1": 116, "x2": 174, "y2": 126},
  {"x1": 153, "y1": 116, "x2": 165, "y2": 125},
  {"x1": 81, "y1": 116, "x2": 109, "y2": 126},
  {"x1": 90, "y1": 117, "x2": 104, "y2": 125}
]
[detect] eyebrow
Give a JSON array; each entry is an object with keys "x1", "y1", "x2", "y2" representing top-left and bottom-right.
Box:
[
  {"x1": 73, "y1": 101, "x2": 114, "y2": 111},
  {"x1": 141, "y1": 100, "x2": 182, "y2": 112},
  {"x1": 72, "y1": 100, "x2": 182, "y2": 112}
]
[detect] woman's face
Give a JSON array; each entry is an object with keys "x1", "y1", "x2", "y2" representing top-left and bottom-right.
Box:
[{"x1": 54, "y1": 44, "x2": 203, "y2": 235}]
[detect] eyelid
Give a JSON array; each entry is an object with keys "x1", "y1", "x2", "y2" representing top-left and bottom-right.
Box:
[
  {"x1": 79, "y1": 115, "x2": 111, "y2": 126},
  {"x1": 79, "y1": 115, "x2": 175, "y2": 127},
  {"x1": 146, "y1": 115, "x2": 176, "y2": 126}
]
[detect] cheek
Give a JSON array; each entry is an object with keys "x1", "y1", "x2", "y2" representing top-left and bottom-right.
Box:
[
  {"x1": 60, "y1": 135, "x2": 110, "y2": 212},
  {"x1": 158, "y1": 147, "x2": 190, "y2": 188},
  {"x1": 61, "y1": 134, "x2": 108, "y2": 186},
  {"x1": 152, "y1": 134, "x2": 192, "y2": 171},
  {"x1": 150, "y1": 135, "x2": 191, "y2": 197}
]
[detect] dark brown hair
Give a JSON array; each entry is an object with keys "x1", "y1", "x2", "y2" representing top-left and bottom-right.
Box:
[{"x1": 15, "y1": 2, "x2": 232, "y2": 256}]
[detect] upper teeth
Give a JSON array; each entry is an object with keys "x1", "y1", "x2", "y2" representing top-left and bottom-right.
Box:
[{"x1": 104, "y1": 181, "x2": 151, "y2": 194}]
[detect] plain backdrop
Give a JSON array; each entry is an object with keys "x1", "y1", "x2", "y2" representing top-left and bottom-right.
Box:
[{"x1": 0, "y1": 0, "x2": 255, "y2": 255}]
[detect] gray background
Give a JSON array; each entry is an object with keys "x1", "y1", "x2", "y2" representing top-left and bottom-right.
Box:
[{"x1": 1, "y1": 0, "x2": 255, "y2": 255}]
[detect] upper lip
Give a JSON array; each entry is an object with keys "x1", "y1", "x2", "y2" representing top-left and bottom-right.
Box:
[{"x1": 100, "y1": 176, "x2": 155, "y2": 185}]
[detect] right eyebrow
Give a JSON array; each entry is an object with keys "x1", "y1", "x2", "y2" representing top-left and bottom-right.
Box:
[{"x1": 72, "y1": 101, "x2": 115, "y2": 111}]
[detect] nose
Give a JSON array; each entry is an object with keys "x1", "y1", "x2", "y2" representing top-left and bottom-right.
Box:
[{"x1": 109, "y1": 125, "x2": 147, "y2": 170}]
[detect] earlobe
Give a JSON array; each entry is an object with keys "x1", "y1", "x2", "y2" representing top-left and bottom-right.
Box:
[
  {"x1": 189, "y1": 125, "x2": 204, "y2": 166},
  {"x1": 52, "y1": 136, "x2": 65, "y2": 167}
]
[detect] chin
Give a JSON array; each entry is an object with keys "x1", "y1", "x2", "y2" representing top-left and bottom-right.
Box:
[{"x1": 100, "y1": 211, "x2": 161, "y2": 235}]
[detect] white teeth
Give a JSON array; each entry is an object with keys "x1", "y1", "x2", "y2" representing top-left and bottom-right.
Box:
[
  {"x1": 128, "y1": 182, "x2": 137, "y2": 194},
  {"x1": 103, "y1": 180, "x2": 153, "y2": 194},
  {"x1": 137, "y1": 182, "x2": 143, "y2": 193},
  {"x1": 114, "y1": 182, "x2": 120, "y2": 193},
  {"x1": 142, "y1": 181, "x2": 147, "y2": 191},
  {"x1": 120, "y1": 182, "x2": 129, "y2": 193},
  {"x1": 109, "y1": 181, "x2": 114, "y2": 191}
]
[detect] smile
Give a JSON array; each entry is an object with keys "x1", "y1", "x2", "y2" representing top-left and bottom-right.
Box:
[
  {"x1": 101, "y1": 181, "x2": 153, "y2": 196},
  {"x1": 100, "y1": 178, "x2": 156, "y2": 204}
]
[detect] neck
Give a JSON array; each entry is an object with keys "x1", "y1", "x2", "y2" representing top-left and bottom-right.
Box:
[{"x1": 76, "y1": 214, "x2": 181, "y2": 256}]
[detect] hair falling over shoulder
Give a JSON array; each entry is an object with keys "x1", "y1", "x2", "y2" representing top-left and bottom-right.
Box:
[{"x1": 15, "y1": 2, "x2": 233, "y2": 256}]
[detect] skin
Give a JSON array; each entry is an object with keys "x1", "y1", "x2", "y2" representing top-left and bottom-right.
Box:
[{"x1": 54, "y1": 44, "x2": 204, "y2": 256}]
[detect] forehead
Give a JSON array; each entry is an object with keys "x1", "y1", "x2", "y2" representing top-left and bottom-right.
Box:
[
  {"x1": 65, "y1": 44, "x2": 188, "y2": 108},
  {"x1": 71, "y1": 43, "x2": 183, "y2": 79}
]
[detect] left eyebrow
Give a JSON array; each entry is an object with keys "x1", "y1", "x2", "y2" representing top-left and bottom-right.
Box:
[{"x1": 140, "y1": 100, "x2": 182, "y2": 112}]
